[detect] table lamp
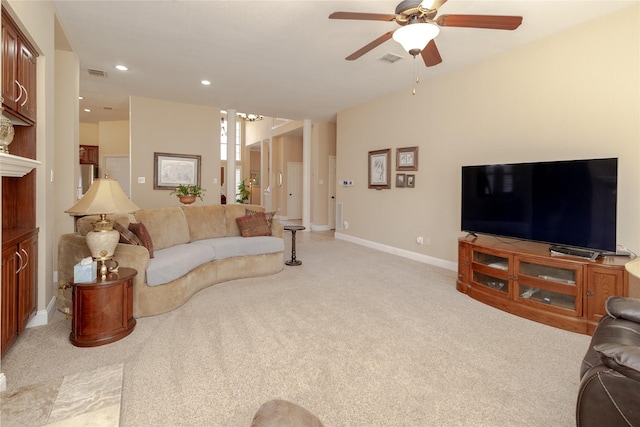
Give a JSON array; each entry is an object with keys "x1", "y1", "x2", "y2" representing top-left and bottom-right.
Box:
[{"x1": 65, "y1": 178, "x2": 140, "y2": 279}]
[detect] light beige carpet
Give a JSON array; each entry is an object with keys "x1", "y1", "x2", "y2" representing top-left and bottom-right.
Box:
[{"x1": 2, "y1": 238, "x2": 590, "y2": 426}]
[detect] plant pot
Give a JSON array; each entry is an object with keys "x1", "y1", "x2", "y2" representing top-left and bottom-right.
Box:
[{"x1": 178, "y1": 195, "x2": 196, "y2": 205}]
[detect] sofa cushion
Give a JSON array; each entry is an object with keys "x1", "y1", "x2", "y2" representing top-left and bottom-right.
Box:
[
  {"x1": 182, "y1": 205, "x2": 227, "y2": 240},
  {"x1": 595, "y1": 343, "x2": 640, "y2": 382},
  {"x1": 225, "y1": 204, "x2": 264, "y2": 236},
  {"x1": 606, "y1": 296, "x2": 640, "y2": 323},
  {"x1": 199, "y1": 236, "x2": 284, "y2": 260},
  {"x1": 135, "y1": 207, "x2": 190, "y2": 250},
  {"x1": 237, "y1": 212, "x2": 272, "y2": 237},
  {"x1": 146, "y1": 242, "x2": 216, "y2": 286},
  {"x1": 128, "y1": 222, "x2": 154, "y2": 259}
]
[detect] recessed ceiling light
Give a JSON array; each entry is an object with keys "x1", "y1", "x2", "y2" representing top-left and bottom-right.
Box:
[
  {"x1": 115, "y1": 65, "x2": 128, "y2": 71},
  {"x1": 84, "y1": 108, "x2": 91, "y2": 113},
  {"x1": 201, "y1": 80, "x2": 211, "y2": 86},
  {"x1": 79, "y1": 96, "x2": 84, "y2": 100}
]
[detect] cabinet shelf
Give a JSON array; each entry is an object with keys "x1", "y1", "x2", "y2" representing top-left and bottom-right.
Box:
[
  {"x1": 0, "y1": 152, "x2": 40, "y2": 177},
  {"x1": 458, "y1": 235, "x2": 634, "y2": 335}
]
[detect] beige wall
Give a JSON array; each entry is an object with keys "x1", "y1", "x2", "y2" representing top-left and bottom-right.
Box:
[
  {"x1": 336, "y1": 6, "x2": 640, "y2": 264},
  {"x1": 98, "y1": 120, "x2": 129, "y2": 155},
  {"x1": 129, "y1": 96, "x2": 220, "y2": 209},
  {"x1": 79, "y1": 123, "x2": 98, "y2": 145}
]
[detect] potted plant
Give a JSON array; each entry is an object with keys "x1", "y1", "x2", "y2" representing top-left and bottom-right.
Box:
[
  {"x1": 170, "y1": 184, "x2": 205, "y2": 204},
  {"x1": 236, "y1": 179, "x2": 250, "y2": 204}
]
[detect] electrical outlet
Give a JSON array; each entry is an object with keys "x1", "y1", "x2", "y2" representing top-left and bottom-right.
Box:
[
  {"x1": 417, "y1": 236, "x2": 424, "y2": 245},
  {"x1": 138, "y1": 177, "x2": 145, "y2": 184}
]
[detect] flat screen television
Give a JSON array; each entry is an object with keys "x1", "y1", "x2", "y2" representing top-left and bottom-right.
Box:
[{"x1": 461, "y1": 158, "x2": 618, "y2": 253}]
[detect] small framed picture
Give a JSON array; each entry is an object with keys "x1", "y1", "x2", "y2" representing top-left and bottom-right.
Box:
[
  {"x1": 396, "y1": 146, "x2": 419, "y2": 171},
  {"x1": 406, "y1": 174, "x2": 415, "y2": 188},
  {"x1": 396, "y1": 173, "x2": 406, "y2": 188},
  {"x1": 368, "y1": 148, "x2": 391, "y2": 190}
]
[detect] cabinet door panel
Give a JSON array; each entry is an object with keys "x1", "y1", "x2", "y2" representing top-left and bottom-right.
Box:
[
  {"x1": 1, "y1": 248, "x2": 18, "y2": 356},
  {"x1": 586, "y1": 266, "x2": 623, "y2": 322},
  {"x1": 17, "y1": 234, "x2": 37, "y2": 332},
  {"x1": 17, "y1": 43, "x2": 36, "y2": 121},
  {"x1": 1, "y1": 19, "x2": 18, "y2": 110}
]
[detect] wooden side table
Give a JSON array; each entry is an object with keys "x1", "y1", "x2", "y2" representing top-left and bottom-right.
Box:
[
  {"x1": 70, "y1": 267, "x2": 137, "y2": 347},
  {"x1": 284, "y1": 225, "x2": 305, "y2": 266}
]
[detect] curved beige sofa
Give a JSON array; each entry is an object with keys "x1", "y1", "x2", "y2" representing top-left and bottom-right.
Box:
[{"x1": 58, "y1": 204, "x2": 284, "y2": 318}]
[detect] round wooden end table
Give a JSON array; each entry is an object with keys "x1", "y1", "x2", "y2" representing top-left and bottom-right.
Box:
[{"x1": 70, "y1": 267, "x2": 137, "y2": 347}]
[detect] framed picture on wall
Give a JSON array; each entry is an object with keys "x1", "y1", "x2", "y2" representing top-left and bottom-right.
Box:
[
  {"x1": 154, "y1": 152, "x2": 201, "y2": 190},
  {"x1": 368, "y1": 149, "x2": 391, "y2": 190},
  {"x1": 396, "y1": 173, "x2": 406, "y2": 188},
  {"x1": 406, "y1": 174, "x2": 415, "y2": 188},
  {"x1": 396, "y1": 146, "x2": 419, "y2": 171}
]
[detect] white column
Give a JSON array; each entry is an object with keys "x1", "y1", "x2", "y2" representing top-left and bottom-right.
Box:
[
  {"x1": 226, "y1": 109, "x2": 237, "y2": 202},
  {"x1": 303, "y1": 119, "x2": 311, "y2": 230}
]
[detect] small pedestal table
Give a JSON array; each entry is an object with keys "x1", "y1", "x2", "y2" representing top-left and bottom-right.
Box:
[{"x1": 284, "y1": 225, "x2": 305, "y2": 266}]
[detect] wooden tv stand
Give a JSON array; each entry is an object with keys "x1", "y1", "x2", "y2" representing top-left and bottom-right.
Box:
[{"x1": 457, "y1": 235, "x2": 636, "y2": 335}]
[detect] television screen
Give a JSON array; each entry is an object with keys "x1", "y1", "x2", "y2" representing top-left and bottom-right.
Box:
[{"x1": 461, "y1": 158, "x2": 618, "y2": 252}]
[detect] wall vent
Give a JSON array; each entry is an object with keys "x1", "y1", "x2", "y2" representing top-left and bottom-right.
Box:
[
  {"x1": 336, "y1": 202, "x2": 343, "y2": 230},
  {"x1": 102, "y1": 106, "x2": 113, "y2": 111},
  {"x1": 87, "y1": 68, "x2": 107, "y2": 77}
]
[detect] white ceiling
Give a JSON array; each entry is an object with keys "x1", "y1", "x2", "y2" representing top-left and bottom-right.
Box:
[{"x1": 51, "y1": 1, "x2": 636, "y2": 124}]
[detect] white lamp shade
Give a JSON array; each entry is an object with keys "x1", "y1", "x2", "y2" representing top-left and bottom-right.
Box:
[
  {"x1": 392, "y1": 22, "x2": 440, "y2": 54},
  {"x1": 65, "y1": 178, "x2": 139, "y2": 214}
]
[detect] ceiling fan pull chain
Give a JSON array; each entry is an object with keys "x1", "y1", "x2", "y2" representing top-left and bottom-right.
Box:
[{"x1": 412, "y1": 55, "x2": 420, "y2": 95}]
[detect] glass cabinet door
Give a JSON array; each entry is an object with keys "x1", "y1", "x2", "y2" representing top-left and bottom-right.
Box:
[
  {"x1": 471, "y1": 249, "x2": 511, "y2": 295},
  {"x1": 516, "y1": 259, "x2": 581, "y2": 313}
]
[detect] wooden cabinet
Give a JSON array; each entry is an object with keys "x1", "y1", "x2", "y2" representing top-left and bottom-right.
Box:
[
  {"x1": 79, "y1": 145, "x2": 99, "y2": 165},
  {"x1": 1, "y1": 228, "x2": 38, "y2": 357},
  {"x1": 71, "y1": 268, "x2": 137, "y2": 347},
  {"x1": 1, "y1": 9, "x2": 37, "y2": 124},
  {"x1": 1, "y1": 8, "x2": 39, "y2": 357},
  {"x1": 457, "y1": 236, "x2": 633, "y2": 335}
]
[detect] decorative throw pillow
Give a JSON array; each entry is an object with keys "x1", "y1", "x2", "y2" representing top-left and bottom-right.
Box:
[
  {"x1": 113, "y1": 221, "x2": 143, "y2": 246},
  {"x1": 595, "y1": 343, "x2": 640, "y2": 382},
  {"x1": 246, "y1": 208, "x2": 275, "y2": 229},
  {"x1": 128, "y1": 222, "x2": 154, "y2": 258},
  {"x1": 236, "y1": 212, "x2": 272, "y2": 237}
]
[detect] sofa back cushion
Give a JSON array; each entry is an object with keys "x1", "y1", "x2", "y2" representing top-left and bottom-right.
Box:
[
  {"x1": 225, "y1": 204, "x2": 264, "y2": 236},
  {"x1": 134, "y1": 207, "x2": 190, "y2": 250},
  {"x1": 182, "y1": 205, "x2": 227, "y2": 241}
]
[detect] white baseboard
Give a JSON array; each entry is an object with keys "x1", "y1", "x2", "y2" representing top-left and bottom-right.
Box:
[
  {"x1": 310, "y1": 224, "x2": 331, "y2": 231},
  {"x1": 334, "y1": 232, "x2": 457, "y2": 272},
  {"x1": 26, "y1": 296, "x2": 57, "y2": 328}
]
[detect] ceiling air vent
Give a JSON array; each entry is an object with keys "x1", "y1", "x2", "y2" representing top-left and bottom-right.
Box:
[
  {"x1": 87, "y1": 68, "x2": 107, "y2": 77},
  {"x1": 379, "y1": 53, "x2": 403, "y2": 64},
  {"x1": 102, "y1": 106, "x2": 113, "y2": 111}
]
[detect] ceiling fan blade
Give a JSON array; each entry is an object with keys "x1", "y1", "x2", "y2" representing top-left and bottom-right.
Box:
[
  {"x1": 436, "y1": 14, "x2": 523, "y2": 30},
  {"x1": 345, "y1": 31, "x2": 394, "y2": 61},
  {"x1": 421, "y1": 39, "x2": 442, "y2": 67},
  {"x1": 329, "y1": 12, "x2": 396, "y2": 22}
]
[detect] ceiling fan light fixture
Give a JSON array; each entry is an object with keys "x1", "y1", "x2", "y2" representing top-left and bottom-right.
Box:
[{"x1": 393, "y1": 22, "x2": 440, "y2": 56}]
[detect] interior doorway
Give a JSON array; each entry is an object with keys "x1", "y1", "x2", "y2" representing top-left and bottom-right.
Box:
[{"x1": 287, "y1": 161, "x2": 303, "y2": 219}]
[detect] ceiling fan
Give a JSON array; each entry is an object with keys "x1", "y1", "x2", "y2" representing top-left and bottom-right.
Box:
[{"x1": 329, "y1": 0, "x2": 523, "y2": 67}]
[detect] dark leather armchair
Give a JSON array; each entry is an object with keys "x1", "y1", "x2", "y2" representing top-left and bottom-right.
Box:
[{"x1": 577, "y1": 296, "x2": 640, "y2": 426}]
